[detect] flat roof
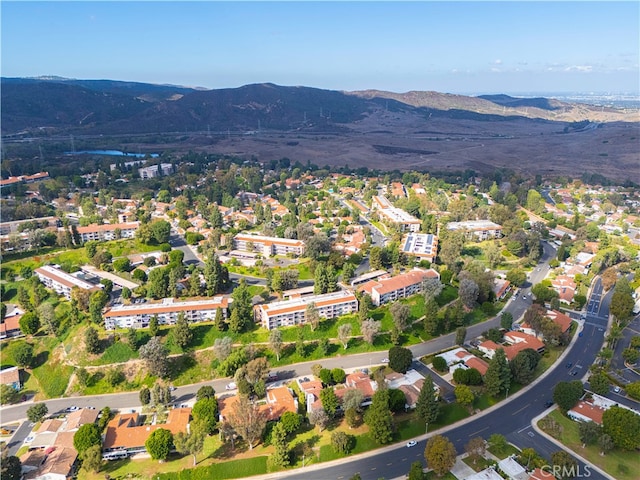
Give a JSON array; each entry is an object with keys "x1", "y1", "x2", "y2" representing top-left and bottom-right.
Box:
[{"x1": 105, "y1": 297, "x2": 228, "y2": 317}]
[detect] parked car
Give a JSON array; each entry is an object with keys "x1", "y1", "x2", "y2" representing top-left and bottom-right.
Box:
[
  {"x1": 565, "y1": 362, "x2": 572, "y2": 369},
  {"x1": 225, "y1": 382, "x2": 237, "y2": 390},
  {"x1": 406, "y1": 440, "x2": 417, "y2": 448},
  {"x1": 544, "y1": 400, "x2": 554, "y2": 408},
  {"x1": 613, "y1": 386, "x2": 621, "y2": 393},
  {"x1": 381, "y1": 358, "x2": 389, "y2": 364}
]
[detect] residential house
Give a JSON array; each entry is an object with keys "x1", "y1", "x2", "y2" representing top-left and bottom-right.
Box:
[
  {"x1": 103, "y1": 408, "x2": 191, "y2": 454},
  {"x1": 551, "y1": 275, "x2": 577, "y2": 304},
  {"x1": 334, "y1": 371, "x2": 377, "y2": 409},
  {"x1": 138, "y1": 163, "x2": 173, "y2": 179},
  {"x1": 218, "y1": 387, "x2": 297, "y2": 422},
  {"x1": 0, "y1": 310, "x2": 23, "y2": 339},
  {"x1": 529, "y1": 468, "x2": 557, "y2": 480},
  {"x1": 479, "y1": 331, "x2": 545, "y2": 361},
  {"x1": 567, "y1": 400, "x2": 606, "y2": 424},
  {"x1": 0, "y1": 366, "x2": 22, "y2": 390},
  {"x1": 21, "y1": 447, "x2": 78, "y2": 480},
  {"x1": 254, "y1": 290, "x2": 358, "y2": 330},
  {"x1": 493, "y1": 278, "x2": 512, "y2": 300},
  {"x1": 498, "y1": 456, "x2": 529, "y2": 480},
  {"x1": 358, "y1": 268, "x2": 440, "y2": 306},
  {"x1": 298, "y1": 379, "x2": 324, "y2": 413},
  {"x1": 103, "y1": 297, "x2": 230, "y2": 330}
]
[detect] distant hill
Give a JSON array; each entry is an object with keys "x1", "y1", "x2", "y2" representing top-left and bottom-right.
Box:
[{"x1": 1, "y1": 77, "x2": 636, "y2": 136}]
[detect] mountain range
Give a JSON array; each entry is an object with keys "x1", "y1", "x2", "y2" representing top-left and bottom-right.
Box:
[{"x1": 1, "y1": 77, "x2": 638, "y2": 182}]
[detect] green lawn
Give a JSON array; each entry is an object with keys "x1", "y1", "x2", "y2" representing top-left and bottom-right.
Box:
[
  {"x1": 155, "y1": 456, "x2": 268, "y2": 480},
  {"x1": 487, "y1": 443, "x2": 520, "y2": 459},
  {"x1": 538, "y1": 410, "x2": 639, "y2": 480},
  {"x1": 463, "y1": 455, "x2": 494, "y2": 472}
]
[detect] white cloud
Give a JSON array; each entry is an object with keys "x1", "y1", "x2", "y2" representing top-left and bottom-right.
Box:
[
  {"x1": 564, "y1": 65, "x2": 593, "y2": 72},
  {"x1": 491, "y1": 59, "x2": 503, "y2": 65}
]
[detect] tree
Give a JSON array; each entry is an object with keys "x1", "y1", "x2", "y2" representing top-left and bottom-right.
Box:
[
  {"x1": 227, "y1": 395, "x2": 268, "y2": 449},
  {"x1": 609, "y1": 277, "x2": 634, "y2": 322},
  {"x1": 510, "y1": 348, "x2": 540, "y2": 385},
  {"x1": 458, "y1": 278, "x2": 479, "y2": 309},
  {"x1": 13, "y1": 342, "x2": 34, "y2": 368},
  {"x1": 196, "y1": 385, "x2": 216, "y2": 401},
  {"x1": 622, "y1": 347, "x2": 639, "y2": 365},
  {"x1": 423, "y1": 278, "x2": 444, "y2": 301},
  {"x1": 455, "y1": 327, "x2": 467, "y2": 346},
  {"x1": 500, "y1": 311, "x2": 514, "y2": 330},
  {"x1": 588, "y1": 373, "x2": 611, "y2": 396},
  {"x1": 231, "y1": 279, "x2": 253, "y2": 332},
  {"x1": 488, "y1": 433, "x2": 507, "y2": 452},
  {"x1": 306, "y1": 302, "x2": 321, "y2": 331},
  {"x1": 26, "y1": 402, "x2": 48, "y2": 423},
  {"x1": 550, "y1": 451, "x2": 578, "y2": 480},
  {"x1": 553, "y1": 381, "x2": 584, "y2": 412},
  {"x1": 269, "y1": 329, "x2": 284, "y2": 361},
  {"x1": 423, "y1": 297, "x2": 439, "y2": 336},
  {"x1": 150, "y1": 220, "x2": 171, "y2": 244},
  {"x1": 364, "y1": 390, "x2": 394, "y2": 444},
  {"x1": 485, "y1": 348, "x2": 511, "y2": 397},
  {"x1": 149, "y1": 315, "x2": 159, "y2": 336},
  {"x1": 432, "y1": 356, "x2": 448, "y2": 372},
  {"x1": 579, "y1": 421, "x2": 602, "y2": 447},
  {"x1": 145, "y1": 428, "x2": 173, "y2": 461},
  {"x1": 38, "y1": 302, "x2": 57, "y2": 335},
  {"x1": 337, "y1": 323, "x2": 352, "y2": 349},
  {"x1": 626, "y1": 381, "x2": 640, "y2": 401},
  {"x1": 213, "y1": 336, "x2": 233, "y2": 362},
  {"x1": 139, "y1": 386, "x2": 151, "y2": 405},
  {"x1": 73, "y1": 423, "x2": 102, "y2": 456},
  {"x1": 454, "y1": 385, "x2": 474, "y2": 409},
  {"x1": 172, "y1": 313, "x2": 193, "y2": 350},
  {"x1": 342, "y1": 389, "x2": 365, "y2": 413},
  {"x1": 320, "y1": 387, "x2": 340, "y2": 417},
  {"x1": 84, "y1": 326, "x2": 100, "y2": 354},
  {"x1": 598, "y1": 433, "x2": 614, "y2": 455},
  {"x1": 389, "y1": 346, "x2": 413, "y2": 374},
  {"x1": 506, "y1": 268, "x2": 527, "y2": 287},
  {"x1": 331, "y1": 431, "x2": 353, "y2": 455},
  {"x1": 0, "y1": 454, "x2": 22, "y2": 480},
  {"x1": 390, "y1": 302, "x2": 410, "y2": 332},
  {"x1": 280, "y1": 411, "x2": 301, "y2": 435},
  {"x1": 360, "y1": 318, "x2": 381, "y2": 345},
  {"x1": 602, "y1": 405, "x2": 640, "y2": 450},
  {"x1": 465, "y1": 437, "x2": 486, "y2": 465},
  {"x1": 19, "y1": 312, "x2": 40, "y2": 335},
  {"x1": 269, "y1": 422, "x2": 290, "y2": 468},
  {"x1": 388, "y1": 388, "x2": 407, "y2": 412},
  {"x1": 139, "y1": 337, "x2": 169, "y2": 378},
  {"x1": 308, "y1": 408, "x2": 329, "y2": 432},
  {"x1": 192, "y1": 397, "x2": 219, "y2": 435},
  {"x1": 424, "y1": 434, "x2": 456, "y2": 477},
  {"x1": 416, "y1": 376, "x2": 440, "y2": 426}
]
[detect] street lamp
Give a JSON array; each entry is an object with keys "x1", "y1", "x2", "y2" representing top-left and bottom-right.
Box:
[{"x1": 425, "y1": 422, "x2": 429, "y2": 434}]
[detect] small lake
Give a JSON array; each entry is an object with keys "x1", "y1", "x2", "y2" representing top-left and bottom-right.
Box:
[{"x1": 66, "y1": 150, "x2": 159, "y2": 158}]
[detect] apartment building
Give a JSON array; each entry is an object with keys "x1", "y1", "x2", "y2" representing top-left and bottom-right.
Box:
[
  {"x1": 76, "y1": 222, "x2": 139, "y2": 243},
  {"x1": 357, "y1": 268, "x2": 440, "y2": 306},
  {"x1": 254, "y1": 290, "x2": 358, "y2": 330},
  {"x1": 35, "y1": 265, "x2": 101, "y2": 300},
  {"x1": 103, "y1": 297, "x2": 230, "y2": 330},
  {"x1": 446, "y1": 220, "x2": 503, "y2": 240},
  {"x1": 233, "y1": 233, "x2": 305, "y2": 257},
  {"x1": 371, "y1": 195, "x2": 421, "y2": 232},
  {"x1": 400, "y1": 232, "x2": 439, "y2": 262},
  {"x1": 138, "y1": 163, "x2": 174, "y2": 179}
]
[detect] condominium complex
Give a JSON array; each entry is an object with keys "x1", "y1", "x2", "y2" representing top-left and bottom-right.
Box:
[
  {"x1": 138, "y1": 163, "x2": 174, "y2": 179},
  {"x1": 371, "y1": 195, "x2": 421, "y2": 232},
  {"x1": 233, "y1": 233, "x2": 305, "y2": 257},
  {"x1": 446, "y1": 220, "x2": 503, "y2": 240},
  {"x1": 358, "y1": 268, "x2": 440, "y2": 306},
  {"x1": 35, "y1": 265, "x2": 102, "y2": 300},
  {"x1": 103, "y1": 297, "x2": 230, "y2": 330},
  {"x1": 76, "y1": 222, "x2": 139, "y2": 243},
  {"x1": 255, "y1": 290, "x2": 358, "y2": 330},
  {"x1": 400, "y1": 233, "x2": 439, "y2": 262}
]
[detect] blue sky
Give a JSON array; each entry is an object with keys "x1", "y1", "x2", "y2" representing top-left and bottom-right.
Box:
[{"x1": 2, "y1": 1, "x2": 638, "y2": 94}]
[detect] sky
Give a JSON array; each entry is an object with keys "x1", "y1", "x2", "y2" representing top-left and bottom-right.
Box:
[{"x1": 2, "y1": 1, "x2": 639, "y2": 95}]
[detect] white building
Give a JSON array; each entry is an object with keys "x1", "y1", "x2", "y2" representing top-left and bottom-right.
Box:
[
  {"x1": 103, "y1": 297, "x2": 230, "y2": 330},
  {"x1": 76, "y1": 222, "x2": 139, "y2": 243},
  {"x1": 138, "y1": 163, "x2": 174, "y2": 179},
  {"x1": 254, "y1": 290, "x2": 358, "y2": 330},
  {"x1": 446, "y1": 220, "x2": 503, "y2": 240},
  {"x1": 35, "y1": 265, "x2": 101, "y2": 300},
  {"x1": 372, "y1": 195, "x2": 421, "y2": 232},
  {"x1": 233, "y1": 233, "x2": 305, "y2": 257},
  {"x1": 401, "y1": 233, "x2": 439, "y2": 262}
]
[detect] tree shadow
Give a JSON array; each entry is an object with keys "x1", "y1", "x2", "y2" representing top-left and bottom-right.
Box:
[
  {"x1": 33, "y1": 350, "x2": 49, "y2": 368},
  {"x1": 169, "y1": 353, "x2": 196, "y2": 381}
]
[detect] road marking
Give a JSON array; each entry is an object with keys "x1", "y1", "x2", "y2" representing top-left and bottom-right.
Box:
[
  {"x1": 468, "y1": 426, "x2": 489, "y2": 437},
  {"x1": 387, "y1": 463, "x2": 393, "y2": 466},
  {"x1": 517, "y1": 425, "x2": 531, "y2": 433},
  {"x1": 402, "y1": 458, "x2": 407, "y2": 461},
  {"x1": 371, "y1": 467, "x2": 376, "y2": 471},
  {"x1": 512, "y1": 404, "x2": 530, "y2": 415}
]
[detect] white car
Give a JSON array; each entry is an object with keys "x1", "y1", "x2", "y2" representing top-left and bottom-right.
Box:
[
  {"x1": 381, "y1": 358, "x2": 389, "y2": 364},
  {"x1": 613, "y1": 386, "x2": 621, "y2": 393},
  {"x1": 225, "y1": 382, "x2": 237, "y2": 390},
  {"x1": 406, "y1": 440, "x2": 417, "y2": 448}
]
